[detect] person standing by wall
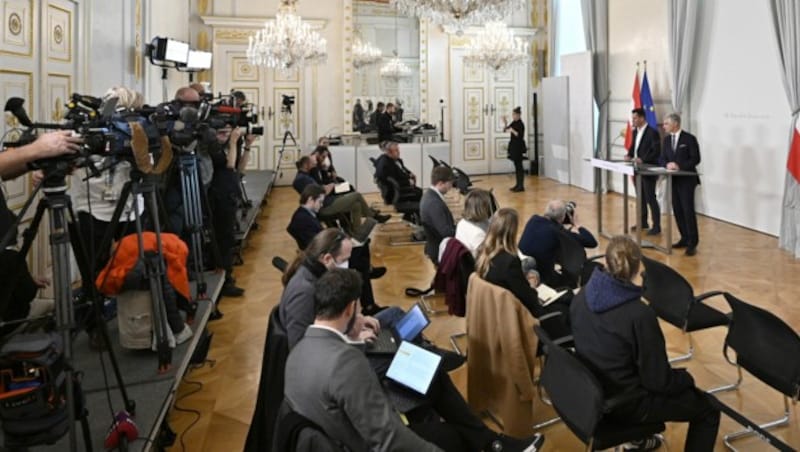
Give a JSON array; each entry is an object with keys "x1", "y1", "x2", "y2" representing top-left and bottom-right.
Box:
[{"x1": 503, "y1": 107, "x2": 526, "y2": 192}]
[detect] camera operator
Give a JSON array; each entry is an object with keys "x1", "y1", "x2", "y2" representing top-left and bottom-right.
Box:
[
  {"x1": 209, "y1": 123, "x2": 252, "y2": 297},
  {"x1": 0, "y1": 130, "x2": 81, "y2": 337},
  {"x1": 518, "y1": 200, "x2": 598, "y2": 288}
]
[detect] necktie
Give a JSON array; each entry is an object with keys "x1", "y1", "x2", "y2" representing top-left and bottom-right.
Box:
[{"x1": 672, "y1": 134, "x2": 677, "y2": 151}]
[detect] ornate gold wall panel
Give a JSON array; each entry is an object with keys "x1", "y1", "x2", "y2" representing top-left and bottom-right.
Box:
[
  {"x1": 1, "y1": 0, "x2": 33, "y2": 56},
  {"x1": 46, "y1": 3, "x2": 71, "y2": 62}
]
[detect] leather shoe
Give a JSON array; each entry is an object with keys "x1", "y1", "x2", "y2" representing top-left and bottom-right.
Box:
[
  {"x1": 221, "y1": 283, "x2": 245, "y2": 297},
  {"x1": 630, "y1": 224, "x2": 649, "y2": 232},
  {"x1": 646, "y1": 227, "x2": 661, "y2": 236},
  {"x1": 685, "y1": 246, "x2": 697, "y2": 256},
  {"x1": 374, "y1": 213, "x2": 392, "y2": 223},
  {"x1": 491, "y1": 433, "x2": 545, "y2": 451},
  {"x1": 369, "y1": 266, "x2": 387, "y2": 279},
  {"x1": 510, "y1": 186, "x2": 524, "y2": 192},
  {"x1": 672, "y1": 241, "x2": 688, "y2": 249}
]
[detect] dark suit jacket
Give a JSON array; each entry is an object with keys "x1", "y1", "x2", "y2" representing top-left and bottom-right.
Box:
[
  {"x1": 374, "y1": 154, "x2": 413, "y2": 188},
  {"x1": 518, "y1": 215, "x2": 598, "y2": 288},
  {"x1": 662, "y1": 130, "x2": 701, "y2": 185},
  {"x1": 293, "y1": 171, "x2": 318, "y2": 195},
  {"x1": 287, "y1": 207, "x2": 322, "y2": 250},
  {"x1": 420, "y1": 188, "x2": 455, "y2": 262},
  {"x1": 627, "y1": 125, "x2": 662, "y2": 164},
  {"x1": 483, "y1": 251, "x2": 543, "y2": 318},
  {"x1": 506, "y1": 119, "x2": 526, "y2": 162},
  {"x1": 377, "y1": 111, "x2": 396, "y2": 142},
  {"x1": 285, "y1": 327, "x2": 440, "y2": 451}
]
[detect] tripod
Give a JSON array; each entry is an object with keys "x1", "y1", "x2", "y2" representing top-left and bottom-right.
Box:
[
  {"x1": 1, "y1": 170, "x2": 135, "y2": 452},
  {"x1": 176, "y1": 152, "x2": 208, "y2": 299},
  {"x1": 271, "y1": 129, "x2": 296, "y2": 193},
  {"x1": 97, "y1": 168, "x2": 175, "y2": 373}
]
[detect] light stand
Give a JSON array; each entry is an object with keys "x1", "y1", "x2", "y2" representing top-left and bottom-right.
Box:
[{"x1": 439, "y1": 99, "x2": 446, "y2": 142}]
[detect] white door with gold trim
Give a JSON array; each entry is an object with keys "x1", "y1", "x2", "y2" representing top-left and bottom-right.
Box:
[{"x1": 450, "y1": 46, "x2": 528, "y2": 176}]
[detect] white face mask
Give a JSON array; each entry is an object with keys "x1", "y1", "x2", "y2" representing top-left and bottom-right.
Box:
[
  {"x1": 335, "y1": 259, "x2": 349, "y2": 269},
  {"x1": 322, "y1": 156, "x2": 331, "y2": 169}
]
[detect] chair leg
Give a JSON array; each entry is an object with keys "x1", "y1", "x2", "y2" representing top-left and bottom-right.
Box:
[
  {"x1": 707, "y1": 364, "x2": 743, "y2": 394},
  {"x1": 723, "y1": 396, "x2": 791, "y2": 451},
  {"x1": 668, "y1": 332, "x2": 694, "y2": 363},
  {"x1": 449, "y1": 332, "x2": 466, "y2": 356}
]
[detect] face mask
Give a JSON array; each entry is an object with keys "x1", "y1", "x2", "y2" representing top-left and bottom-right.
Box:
[
  {"x1": 322, "y1": 156, "x2": 331, "y2": 169},
  {"x1": 335, "y1": 259, "x2": 349, "y2": 269}
]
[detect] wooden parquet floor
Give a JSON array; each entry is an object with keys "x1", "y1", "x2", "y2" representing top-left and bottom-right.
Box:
[{"x1": 167, "y1": 174, "x2": 800, "y2": 451}]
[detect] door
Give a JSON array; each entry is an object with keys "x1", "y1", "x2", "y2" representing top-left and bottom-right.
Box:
[{"x1": 450, "y1": 47, "x2": 528, "y2": 175}]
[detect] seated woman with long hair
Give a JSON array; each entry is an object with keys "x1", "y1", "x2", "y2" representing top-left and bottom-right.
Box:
[
  {"x1": 475, "y1": 208, "x2": 570, "y2": 324},
  {"x1": 455, "y1": 188, "x2": 495, "y2": 258}
]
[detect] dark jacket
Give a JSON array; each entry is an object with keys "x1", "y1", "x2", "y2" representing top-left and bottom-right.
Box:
[
  {"x1": 506, "y1": 119, "x2": 526, "y2": 162},
  {"x1": 377, "y1": 111, "x2": 396, "y2": 142},
  {"x1": 571, "y1": 268, "x2": 695, "y2": 398},
  {"x1": 483, "y1": 251, "x2": 543, "y2": 318},
  {"x1": 627, "y1": 125, "x2": 661, "y2": 165},
  {"x1": 518, "y1": 215, "x2": 597, "y2": 288},
  {"x1": 419, "y1": 188, "x2": 455, "y2": 262},
  {"x1": 662, "y1": 130, "x2": 701, "y2": 185},
  {"x1": 293, "y1": 170, "x2": 318, "y2": 195},
  {"x1": 374, "y1": 154, "x2": 413, "y2": 188},
  {"x1": 279, "y1": 261, "x2": 327, "y2": 348},
  {"x1": 433, "y1": 239, "x2": 474, "y2": 317},
  {"x1": 287, "y1": 207, "x2": 322, "y2": 250}
]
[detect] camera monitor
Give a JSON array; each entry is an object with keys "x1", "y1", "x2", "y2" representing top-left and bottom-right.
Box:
[{"x1": 186, "y1": 50, "x2": 212, "y2": 70}]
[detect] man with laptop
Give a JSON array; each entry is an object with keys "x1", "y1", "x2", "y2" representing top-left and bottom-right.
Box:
[{"x1": 284, "y1": 269, "x2": 545, "y2": 452}]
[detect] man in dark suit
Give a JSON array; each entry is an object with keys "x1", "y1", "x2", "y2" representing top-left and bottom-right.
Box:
[
  {"x1": 626, "y1": 107, "x2": 663, "y2": 235},
  {"x1": 662, "y1": 113, "x2": 701, "y2": 256},
  {"x1": 287, "y1": 184, "x2": 387, "y2": 315},
  {"x1": 377, "y1": 102, "x2": 400, "y2": 142},
  {"x1": 419, "y1": 166, "x2": 456, "y2": 264},
  {"x1": 284, "y1": 269, "x2": 545, "y2": 452},
  {"x1": 374, "y1": 141, "x2": 423, "y2": 203}
]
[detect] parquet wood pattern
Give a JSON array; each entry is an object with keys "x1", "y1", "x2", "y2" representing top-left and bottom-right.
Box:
[{"x1": 166, "y1": 175, "x2": 800, "y2": 451}]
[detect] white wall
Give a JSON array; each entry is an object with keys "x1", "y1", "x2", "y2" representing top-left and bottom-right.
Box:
[
  {"x1": 86, "y1": 0, "x2": 141, "y2": 97},
  {"x1": 689, "y1": 0, "x2": 790, "y2": 235},
  {"x1": 143, "y1": 0, "x2": 191, "y2": 104}
]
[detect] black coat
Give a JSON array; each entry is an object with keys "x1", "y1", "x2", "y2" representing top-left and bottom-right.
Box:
[
  {"x1": 484, "y1": 251, "x2": 542, "y2": 318},
  {"x1": 627, "y1": 125, "x2": 661, "y2": 164},
  {"x1": 505, "y1": 119, "x2": 526, "y2": 162},
  {"x1": 662, "y1": 130, "x2": 701, "y2": 185},
  {"x1": 377, "y1": 112, "x2": 396, "y2": 142},
  {"x1": 287, "y1": 207, "x2": 322, "y2": 250}
]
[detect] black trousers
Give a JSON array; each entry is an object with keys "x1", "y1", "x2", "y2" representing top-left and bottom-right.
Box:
[
  {"x1": 398, "y1": 186, "x2": 423, "y2": 203},
  {"x1": 512, "y1": 159, "x2": 525, "y2": 188},
  {"x1": 349, "y1": 241, "x2": 376, "y2": 307},
  {"x1": 405, "y1": 371, "x2": 496, "y2": 452},
  {"x1": 626, "y1": 387, "x2": 720, "y2": 451},
  {"x1": 209, "y1": 182, "x2": 239, "y2": 278},
  {"x1": 639, "y1": 175, "x2": 660, "y2": 229},
  {"x1": 673, "y1": 179, "x2": 699, "y2": 246}
]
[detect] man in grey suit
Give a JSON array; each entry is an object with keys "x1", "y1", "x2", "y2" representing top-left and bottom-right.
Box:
[
  {"x1": 285, "y1": 269, "x2": 545, "y2": 452},
  {"x1": 420, "y1": 166, "x2": 457, "y2": 263}
]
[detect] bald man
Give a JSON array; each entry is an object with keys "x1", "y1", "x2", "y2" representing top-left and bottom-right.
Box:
[
  {"x1": 174, "y1": 86, "x2": 200, "y2": 103},
  {"x1": 189, "y1": 83, "x2": 206, "y2": 95}
]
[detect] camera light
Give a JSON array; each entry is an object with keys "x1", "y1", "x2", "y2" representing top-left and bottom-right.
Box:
[
  {"x1": 186, "y1": 50, "x2": 212, "y2": 70},
  {"x1": 150, "y1": 37, "x2": 190, "y2": 64}
]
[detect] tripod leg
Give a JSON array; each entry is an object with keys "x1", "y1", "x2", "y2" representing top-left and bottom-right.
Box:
[{"x1": 179, "y1": 156, "x2": 207, "y2": 298}]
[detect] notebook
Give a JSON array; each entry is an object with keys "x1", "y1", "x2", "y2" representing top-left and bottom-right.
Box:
[
  {"x1": 537, "y1": 283, "x2": 568, "y2": 307},
  {"x1": 334, "y1": 182, "x2": 352, "y2": 194},
  {"x1": 385, "y1": 341, "x2": 442, "y2": 395},
  {"x1": 366, "y1": 303, "x2": 431, "y2": 355}
]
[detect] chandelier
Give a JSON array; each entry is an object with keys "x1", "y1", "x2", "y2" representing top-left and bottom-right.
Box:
[
  {"x1": 465, "y1": 21, "x2": 529, "y2": 72},
  {"x1": 380, "y1": 51, "x2": 412, "y2": 80},
  {"x1": 390, "y1": 0, "x2": 524, "y2": 35},
  {"x1": 246, "y1": 0, "x2": 327, "y2": 72},
  {"x1": 352, "y1": 37, "x2": 382, "y2": 70}
]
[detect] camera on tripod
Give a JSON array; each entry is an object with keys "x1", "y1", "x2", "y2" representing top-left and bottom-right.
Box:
[{"x1": 281, "y1": 94, "x2": 295, "y2": 115}]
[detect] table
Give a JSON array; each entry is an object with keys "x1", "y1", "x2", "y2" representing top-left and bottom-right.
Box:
[{"x1": 591, "y1": 158, "x2": 700, "y2": 255}]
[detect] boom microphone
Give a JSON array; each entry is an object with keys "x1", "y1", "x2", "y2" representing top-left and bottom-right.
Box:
[{"x1": 4, "y1": 97, "x2": 34, "y2": 127}]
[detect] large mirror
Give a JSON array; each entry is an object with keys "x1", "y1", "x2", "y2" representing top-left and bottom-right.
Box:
[{"x1": 349, "y1": 0, "x2": 420, "y2": 134}]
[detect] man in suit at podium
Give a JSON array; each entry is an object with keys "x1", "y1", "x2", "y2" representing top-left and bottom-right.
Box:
[
  {"x1": 662, "y1": 113, "x2": 701, "y2": 256},
  {"x1": 625, "y1": 108, "x2": 662, "y2": 235}
]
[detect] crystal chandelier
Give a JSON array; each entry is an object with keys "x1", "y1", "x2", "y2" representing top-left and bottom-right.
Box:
[
  {"x1": 380, "y1": 51, "x2": 412, "y2": 80},
  {"x1": 390, "y1": 0, "x2": 524, "y2": 35},
  {"x1": 465, "y1": 21, "x2": 529, "y2": 72},
  {"x1": 352, "y1": 37, "x2": 382, "y2": 70},
  {"x1": 246, "y1": 0, "x2": 327, "y2": 72}
]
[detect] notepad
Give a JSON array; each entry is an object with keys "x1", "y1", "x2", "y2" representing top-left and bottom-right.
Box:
[
  {"x1": 537, "y1": 283, "x2": 568, "y2": 306},
  {"x1": 334, "y1": 182, "x2": 352, "y2": 194}
]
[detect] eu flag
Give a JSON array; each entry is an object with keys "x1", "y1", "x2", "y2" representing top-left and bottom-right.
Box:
[{"x1": 640, "y1": 71, "x2": 658, "y2": 128}]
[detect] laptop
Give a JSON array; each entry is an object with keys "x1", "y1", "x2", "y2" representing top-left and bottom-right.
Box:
[
  {"x1": 365, "y1": 303, "x2": 430, "y2": 355},
  {"x1": 385, "y1": 341, "x2": 442, "y2": 396}
]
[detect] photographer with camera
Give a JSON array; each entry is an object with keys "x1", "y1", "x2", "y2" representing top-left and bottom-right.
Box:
[{"x1": 518, "y1": 200, "x2": 598, "y2": 288}]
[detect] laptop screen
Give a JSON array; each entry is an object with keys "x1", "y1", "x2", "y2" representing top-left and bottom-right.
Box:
[
  {"x1": 386, "y1": 341, "x2": 442, "y2": 394},
  {"x1": 394, "y1": 304, "x2": 430, "y2": 341}
]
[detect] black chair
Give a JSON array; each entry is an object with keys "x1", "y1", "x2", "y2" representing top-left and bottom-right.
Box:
[
  {"x1": 554, "y1": 231, "x2": 604, "y2": 289},
  {"x1": 535, "y1": 325, "x2": 665, "y2": 451},
  {"x1": 369, "y1": 157, "x2": 420, "y2": 224},
  {"x1": 244, "y1": 306, "x2": 290, "y2": 451},
  {"x1": 272, "y1": 400, "x2": 342, "y2": 452},
  {"x1": 720, "y1": 293, "x2": 800, "y2": 449},
  {"x1": 428, "y1": 154, "x2": 443, "y2": 168}
]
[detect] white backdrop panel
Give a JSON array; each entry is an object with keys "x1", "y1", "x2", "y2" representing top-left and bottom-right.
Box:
[
  {"x1": 542, "y1": 76, "x2": 570, "y2": 184},
  {"x1": 561, "y1": 51, "x2": 595, "y2": 191}
]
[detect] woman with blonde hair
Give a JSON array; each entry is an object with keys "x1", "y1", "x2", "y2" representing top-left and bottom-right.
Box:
[
  {"x1": 570, "y1": 236, "x2": 719, "y2": 451},
  {"x1": 455, "y1": 188, "x2": 495, "y2": 257},
  {"x1": 476, "y1": 208, "x2": 566, "y2": 320}
]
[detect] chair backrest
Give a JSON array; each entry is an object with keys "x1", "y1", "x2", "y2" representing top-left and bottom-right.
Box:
[
  {"x1": 272, "y1": 400, "x2": 342, "y2": 452},
  {"x1": 535, "y1": 325, "x2": 605, "y2": 445},
  {"x1": 452, "y1": 166, "x2": 472, "y2": 195},
  {"x1": 640, "y1": 256, "x2": 695, "y2": 328},
  {"x1": 724, "y1": 293, "x2": 800, "y2": 399},
  {"x1": 428, "y1": 154, "x2": 442, "y2": 168},
  {"x1": 554, "y1": 230, "x2": 588, "y2": 288}
]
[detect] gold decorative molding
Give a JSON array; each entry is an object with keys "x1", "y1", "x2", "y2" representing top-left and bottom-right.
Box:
[
  {"x1": 134, "y1": 0, "x2": 142, "y2": 81},
  {"x1": 197, "y1": 0, "x2": 209, "y2": 16},
  {"x1": 47, "y1": 3, "x2": 72, "y2": 62},
  {"x1": 214, "y1": 28, "x2": 254, "y2": 43},
  {"x1": 1, "y1": 0, "x2": 33, "y2": 56},
  {"x1": 342, "y1": 0, "x2": 353, "y2": 132}
]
